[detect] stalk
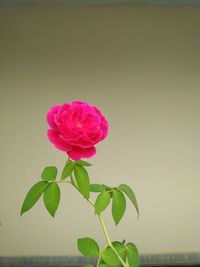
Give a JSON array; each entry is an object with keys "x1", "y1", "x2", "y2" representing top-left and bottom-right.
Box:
[{"x1": 65, "y1": 175, "x2": 128, "y2": 267}]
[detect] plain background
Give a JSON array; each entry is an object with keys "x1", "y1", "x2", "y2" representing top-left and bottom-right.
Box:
[{"x1": 0, "y1": 6, "x2": 200, "y2": 256}]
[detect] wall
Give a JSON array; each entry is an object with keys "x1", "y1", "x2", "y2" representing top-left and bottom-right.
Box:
[{"x1": 0, "y1": 6, "x2": 200, "y2": 256}]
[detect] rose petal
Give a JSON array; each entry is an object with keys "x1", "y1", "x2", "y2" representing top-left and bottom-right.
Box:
[
  {"x1": 67, "y1": 146, "x2": 96, "y2": 160},
  {"x1": 100, "y1": 120, "x2": 109, "y2": 139},
  {"x1": 46, "y1": 105, "x2": 60, "y2": 129},
  {"x1": 47, "y1": 129, "x2": 72, "y2": 152}
]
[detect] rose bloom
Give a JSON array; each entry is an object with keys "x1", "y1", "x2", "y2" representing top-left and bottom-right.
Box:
[{"x1": 47, "y1": 101, "x2": 109, "y2": 160}]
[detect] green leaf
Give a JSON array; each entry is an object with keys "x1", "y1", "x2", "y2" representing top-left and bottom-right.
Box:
[
  {"x1": 90, "y1": 184, "x2": 106, "y2": 193},
  {"x1": 61, "y1": 161, "x2": 74, "y2": 180},
  {"x1": 102, "y1": 184, "x2": 112, "y2": 190},
  {"x1": 77, "y1": 237, "x2": 100, "y2": 257},
  {"x1": 102, "y1": 242, "x2": 127, "y2": 267},
  {"x1": 112, "y1": 241, "x2": 127, "y2": 261},
  {"x1": 102, "y1": 247, "x2": 119, "y2": 267},
  {"x1": 43, "y1": 182, "x2": 60, "y2": 217},
  {"x1": 74, "y1": 165, "x2": 90, "y2": 199},
  {"x1": 84, "y1": 265, "x2": 94, "y2": 267},
  {"x1": 119, "y1": 184, "x2": 139, "y2": 217},
  {"x1": 95, "y1": 191, "x2": 111, "y2": 214},
  {"x1": 99, "y1": 265, "x2": 110, "y2": 267},
  {"x1": 75, "y1": 160, "x2": 92, "y2": 166},
  {"x1": 21, "y1": 181, "x2": 49, "y2": 215},
  {"x1": 41, "y1": 166, "x2": 58, "y2": 181},
  {"x1": 112, "y1": 189, "x2": 126, "y2": 225},
  {"x1": 126, "y1": 243, "x2": 139, "y2": 267}
]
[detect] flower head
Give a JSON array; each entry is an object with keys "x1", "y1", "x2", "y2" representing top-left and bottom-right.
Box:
[{"x1": 47, "y1": 101, "x2": 109, "y2": 160}]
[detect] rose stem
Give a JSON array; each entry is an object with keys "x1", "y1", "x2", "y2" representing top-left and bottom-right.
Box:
[{"x1": 63, "y1": 175, "x2": 128, "y2": 267}]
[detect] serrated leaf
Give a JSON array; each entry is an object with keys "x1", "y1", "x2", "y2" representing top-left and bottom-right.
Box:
[
  {"x1": 112, "y1": 190, "x2": 126, "y2": 225},
  {"x1": 74, "y1": 165, "x2": 90, "y2": 199},
  {"x1": 102, "y1": 242, "x2": 127, "y2": 267},
  {"x1": 61, "y1": 161, "x2": 74, "y2": 180},
  {"x1": 95, "y1": 191, "x2": 111, "y2": 214},
  {"x1": 43, "y1": 182, "x2": 60, "y2": 217},
  {"x1": 41, "y1": 166, "x2": 58, "y2": 181},
  {"x1": 21, "y1": 181, "x2": 49, "y2": 215},
  {"x1": 77, "y1": 237, "x2": 100, "y2": 257},
  {"x1": 126, "y1": 243, "x2": 139, "y2": 267},
  {"x1": 119, "y1": 184, "x2": 139, "y2": 217},
  {"x1": 90, "y1": 184, "x2": 106, "y2": 193},
  {"x1": 76, "y1": 160, "x2": 92, "y2": 166}
]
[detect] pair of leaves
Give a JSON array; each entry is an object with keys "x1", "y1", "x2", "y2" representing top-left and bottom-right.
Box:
[
  {"x1": 21, "y1": 180, "x2": 60, "y2": 217},
  {"x1": 81, "y1": 241, "x2": 139, "y2": 267},
  {"x1": 61, "y1": 160, "x2": 92, "y2": 180},
  {"x1": 20, "y1": 181, "x2": 49, "y2": 215},
  {"x1": 101, "y1": 242, "x2": 139, "y2": 267},
  {"x1": 77, "y1": 237, "x2": 99, "y2": 257},
  {"x1": 61, "y1": 160, "x2": 91, "y2": 199},
  {"x1": 21, "y1": 160, "x2": 92, "y2": 217},
  {"x1": 92, "y1": 183, "x2": 139, "y2": 225},
  {"x1": 94, "y1": 188, "x2": 126, "y2": 226},
  {"x1": 21, "y1": 165, "x2": 61, "y2": 217},
  {"x1": 112, "y1": 183, "x2": 140, "y2": 225}
]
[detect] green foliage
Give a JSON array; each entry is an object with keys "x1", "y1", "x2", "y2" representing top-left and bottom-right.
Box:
[
  {"x1": 75, "y1": 160, "x2": 92, "y2": 167},
  {"x1": 101, "y1": 242, "x2": 127, "y2": 267},
  {"x1": 126, "y1": 243, "x2": 139, "y2": 267},
  {"x1": 77, "y1": 237, "x2": 100, "y2": 257},
  {"x1": 74, "y1": 165, "x2": 90, "y2": 199},
  {"x1": 43, "y1": 182, "x2": 60, "y2": 217},
  {"x1": 94, "y1": 191, "x2": 111, "y2": 214},
  {"x1": 102, "y1": 247, "x2": 119, "y2": 267},
  {"x1": 41, "y1": 166, "x2": 58, "y2": 181},
  {"x1": 90, "y1": 184, "x2": 106, "y2": 193},
  {"x1": 112, "y1": 241, "x2": 127, "y2": 261},
  {"x1": 21, "y1": 160, "x2": 140, "y2": 267},
  {"x1": 119, "y1": 184, "x2": 139, "y2": 217},
  {"x1": 112, "y1": 189, "x2": 126, "y2": 225},
  {"x1": 21, "y1": 181, "x2": 49, "y2": 215},
  {"x1": 61, "y1": 161, "x2": 74, "y2": 180}
]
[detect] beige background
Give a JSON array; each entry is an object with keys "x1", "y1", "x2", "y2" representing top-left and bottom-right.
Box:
[{"x1": 0, "y1": 6, "x2": 200, "y2": 256}]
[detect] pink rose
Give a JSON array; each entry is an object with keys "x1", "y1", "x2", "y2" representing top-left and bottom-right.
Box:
[{"x1": 46, "y1": 101, "x2": 109, "y2": 160}]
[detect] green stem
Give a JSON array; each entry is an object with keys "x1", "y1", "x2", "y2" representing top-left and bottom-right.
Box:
[
  {"x1": 64, "y1": 176, "x2": 128, "y2": 267},
  {"x1": 97, "y1": 215, "x2": 127, "y2": 267},
  {"x1": 96, "y1": 255, "x2": 101, "y2": 267}
]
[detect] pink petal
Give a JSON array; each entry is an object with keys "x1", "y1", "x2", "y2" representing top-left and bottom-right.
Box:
[
  {"x1": 67, "y1": 146, "x2": 96, "y2": 160},
  {"x1": 101, "y1": 120, "x2": 109, "y2": 139},
  {"x1": 47, "y1": 129, "x2": 72, "y2": 152},
  {"x1": 46, "y1": 105, "x2": 60, "y2": 129}
]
